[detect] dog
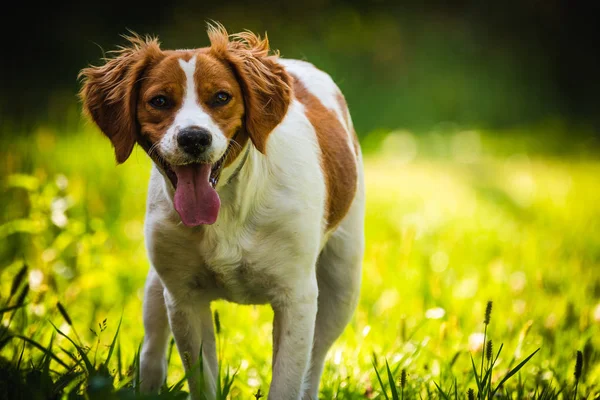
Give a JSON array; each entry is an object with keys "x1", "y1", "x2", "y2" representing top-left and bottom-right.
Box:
[{"x1": 79, "y1": 23, "x2": 365, "y2": 400}]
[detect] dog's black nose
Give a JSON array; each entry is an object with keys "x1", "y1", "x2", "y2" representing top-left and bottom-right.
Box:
[{"x1": 177, "y1": 127, "x2": 212, "y2": 156}]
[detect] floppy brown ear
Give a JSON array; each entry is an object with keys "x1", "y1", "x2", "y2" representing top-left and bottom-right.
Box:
[
  {"x1": 79, "y1": 35, "x2": 162, "y2": 163},
  {"x1": 209, "y1": 24, "x2": 292, "y2": 154}
]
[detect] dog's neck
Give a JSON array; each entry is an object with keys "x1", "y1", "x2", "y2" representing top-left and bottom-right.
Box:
[
  {"x1": 219, "y1": 141, "x2": 251, "y2": 187},
  {"x1": 212, "y1": 141, "x2": 264, "y2": 220}
]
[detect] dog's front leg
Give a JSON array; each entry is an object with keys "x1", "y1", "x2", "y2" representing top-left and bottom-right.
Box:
[
  {"x1": 163, "y1": 290, "x2": 217, "y2": 400},
  {"x1": 269, "y1": 280, "x2": 318, "y2": 400},
  {"x1": 139, "y1": 269, "x2": 170, "y2": 393}
]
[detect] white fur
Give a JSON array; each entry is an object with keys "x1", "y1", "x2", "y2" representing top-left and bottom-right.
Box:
[
  {"x1": 158, "y1": 56, "x2": 228, "y2": 165},
  {"x1": 139, "y1": 58, "x2": 364, "y2": 400}
]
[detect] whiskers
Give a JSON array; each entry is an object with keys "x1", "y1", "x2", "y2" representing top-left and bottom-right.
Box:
[
  {"x1": 147, "y1": 141, "x2": 161, "y2": 159},
  {"x1": 228, "y1": 137, "x2": 244, "y2": 155}
]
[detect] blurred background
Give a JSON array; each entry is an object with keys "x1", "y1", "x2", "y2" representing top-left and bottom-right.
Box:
[
  {"x1": 1, "y1": 0, "x2": 599, "y2": 397},
  {"x1": 2, "y1": 0, "x2": 600, "y2": 134}
]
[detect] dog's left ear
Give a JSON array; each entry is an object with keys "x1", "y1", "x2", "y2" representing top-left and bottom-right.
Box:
[
  {"x1": 79, "y1": 34, "x2": 162, "y2": 163},
  {"x1": 209, "y1": 24, "x2": 292, "y2": 154}
]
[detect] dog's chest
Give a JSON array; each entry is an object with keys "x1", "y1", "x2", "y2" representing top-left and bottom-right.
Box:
[
  {"x1": 191, "y1": 260, "x2": 274, "y2": 305},
  {"x1": 187, "y1": 223, "x2": 284, "y2": 305}
]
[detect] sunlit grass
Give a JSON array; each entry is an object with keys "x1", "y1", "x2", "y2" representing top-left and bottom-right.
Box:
[{"x1": 1, "y1": 126, "x2": 599, "y2": 398}]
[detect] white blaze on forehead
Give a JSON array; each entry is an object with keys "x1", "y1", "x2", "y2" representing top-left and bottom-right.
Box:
[
  {"x1": 175, "y1": 56, "x2": 217, "y2": 129},
  {"x1": 158, "y1": 55, "x2": 228, "y2": 163}
]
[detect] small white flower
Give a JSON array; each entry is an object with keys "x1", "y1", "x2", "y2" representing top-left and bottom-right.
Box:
[
  {"x1": 29, "y1": 269, "x2": 44, "y2": 291},
  {"x1": 468, "y1": 333, "x2": 485, "y2": 352},
  {"x1": 59, "y1": 323, "x2": 71, "y2": 335},
  {"x1": 55, "y1": 174, "x2": 69, "y2": 190},
  {"x1": 333, "y1": 349, "x2": 343, "y2": 365},
  {"x1": 30, "y1": 303, "x2": 46, "y2": 316},
  {"x1": 51, "y1": 198, "x2": 68, "y2": 213},
  {"x1": 425, "y1": 307, "x2": 446, "y2": 320},
  {"x1": 51, "y1": 210, "x2": 68, "y2": 228},
  {"x1": 362, "y1": 325, "x2": 371, "y2": 337}
]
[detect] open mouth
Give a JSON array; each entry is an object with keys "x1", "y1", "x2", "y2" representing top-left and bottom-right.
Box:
[
  {"x1": 155, "y1": 150, "x2": 228, "y2": 190},
  {"x1": 148, "y1": 144, "x2": 232, "y2": 227}
]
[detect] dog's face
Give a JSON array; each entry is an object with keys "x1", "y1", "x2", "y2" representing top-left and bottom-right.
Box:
[
  {"x1": 79, "y1": 25, "x2": 291, "y2": 226},
  {"x1": 136, "y1": 51, "x2": 245, "y2": 187}
]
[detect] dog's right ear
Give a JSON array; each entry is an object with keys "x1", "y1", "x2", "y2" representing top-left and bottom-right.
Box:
[{"x1": 79, "y1": 35, "x2": 162, "y2": 164}]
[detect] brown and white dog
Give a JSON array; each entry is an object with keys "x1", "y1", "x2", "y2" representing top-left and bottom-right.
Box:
[{"x1": 80, "y1": 24, "x2": 364, "y2": 400}]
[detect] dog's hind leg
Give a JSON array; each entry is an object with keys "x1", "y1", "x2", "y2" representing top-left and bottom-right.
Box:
[
  {"x1": 304, "y1": 175, "x2": 365, "y2": 400},
  {"x1": 139, "y1": 268, "x2": 171, "y2": 393}
]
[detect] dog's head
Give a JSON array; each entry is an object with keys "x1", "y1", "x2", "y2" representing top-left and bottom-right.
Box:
[{"x1": 79, "y1": 24, "x2": 291, "y2": 226}]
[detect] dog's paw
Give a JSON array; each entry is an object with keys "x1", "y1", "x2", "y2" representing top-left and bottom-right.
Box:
[{"x1": 138, "y1": 355, "x2": 167, "y2": 393}]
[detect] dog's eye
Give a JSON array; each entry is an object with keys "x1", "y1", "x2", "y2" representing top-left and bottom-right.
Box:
[
  {"x1": 150, "y1": 95, "x2": 169, "y2": 109},
  {"x1": 213, "y1": 91, "x2": 231, "y2": 106}
]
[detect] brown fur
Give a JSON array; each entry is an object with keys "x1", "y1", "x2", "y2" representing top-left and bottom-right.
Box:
[
  {"x1": 208, "y1": 24, "x2": 292, "y2": 154},
  {"x1": 291, "y1": 74, "x2": 358, "y2": 230},
  {"x1": 335, "y1": 91, "x2": 360, "y2": 155},
  {"x1": 79, "y1": 34, "x2": 163, "y2": 163},
  {"x1": 135, "y1": 53, "x2": 186, "y2": 144}
]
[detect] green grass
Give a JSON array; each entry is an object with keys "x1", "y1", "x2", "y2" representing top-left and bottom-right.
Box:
[{"x1": 1, "y1": 124, "x2": 599, "y2": 399}]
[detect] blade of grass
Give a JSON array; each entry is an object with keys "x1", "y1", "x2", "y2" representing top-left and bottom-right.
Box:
[
  {"x1": 470, "y1": 354, "x2": 482, "y2": 394},
  {"x1": 16, "y1": 340, "x2": 26, "y2": 369},
  {"x1": 134, "y1": 342, "x2": 142, "y2": 395},
  {"x1": 41, "y1": 332, "x2": 55, "y2": 385},
  {"x1": 6, "y1": 263, "x2": 28, "y2": 306},
  {"x1": 49, "y1": 321, "x2": 93, "y2": 373},
  {"x1": 478, "y1": 343, "x2": 504, "y2": 398},
  {"x1": 58, "y1": 345, "x2": 81, "y2": 365},
  {"x1": 219, "y1": 365, "x2": 238, "y2": 399},
  {"x1": 433, "y1": 381, "x2": 450, "y2": 400},
  {"x1": 53, "y1": 369, "x2": 85, "y2": 395},
  {"x1": 0, "y1": 303, "x2": 27, "y2": 316},
  {"x1": 490, "y1": 348, "x2": 540, "y2": 397},
  {"x1": 372, "y1": 359, "x2": 390, "y2": 400},
  {"x1": 454, "y1": 378, "x2": 458, "y2": 400},
  {"x1": 104, "y1": 314, "x2": 122, "y2": 366},
  {"x1": 386, "y1": 360, "x2": 400, "y2": 400},
  {"x1": 12, "y1": 334, "x2": 70, "y2": 369},
  {"x1": 169, "y1": 356, "x2": 206, "y2": 396},
  {"x1": 116, "y1": 337, "x2": 123, "y2": 382}
]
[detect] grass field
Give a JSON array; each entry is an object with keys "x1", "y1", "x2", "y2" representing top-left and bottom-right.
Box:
[{"x1": 1, "y1": 124, "x2": 599, "y2": 399}]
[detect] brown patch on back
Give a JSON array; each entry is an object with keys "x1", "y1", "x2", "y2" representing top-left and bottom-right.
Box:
[
  {"x1": 335, "y1": 91, "x2": 360, "y2": 155},
  {"x1": 292, "y1": 74, "x2": 358, "y2": 230},
  {"x1": 335, "y1": 91, "x2": 350, "y2": 128}
]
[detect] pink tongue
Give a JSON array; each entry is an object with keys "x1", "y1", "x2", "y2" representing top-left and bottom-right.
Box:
[{"x1": 173, "y1": 164, "x2": 220, "y2": 226}]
